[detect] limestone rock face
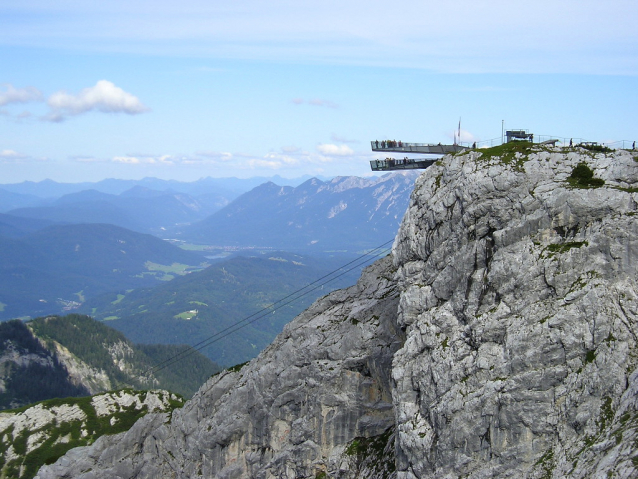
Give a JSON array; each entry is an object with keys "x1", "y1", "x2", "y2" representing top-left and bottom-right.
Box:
[
  {"x1": 391, "y1": 148, "x2": 638, "y2": 478},
  {"x1": 37, "y1": 146, "x2": 638, "y2": 478}
]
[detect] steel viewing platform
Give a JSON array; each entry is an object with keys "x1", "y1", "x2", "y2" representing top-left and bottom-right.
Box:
[
  {"x1": 371, "y1": 141, "x2": 468, "y2": 155},
  {"x1": 370, "y1": 140, "x2": 468, "y2": 171},
  {"x1": 370, "y1": 158, "x2": 438, "y2": 171}
]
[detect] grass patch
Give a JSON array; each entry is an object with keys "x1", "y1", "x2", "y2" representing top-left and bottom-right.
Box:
[
  {"x1": 189, "y1": 301, "x2": 208, "y2": 306},
  {"x1": 615, "y1": 186, "x2": 638, "y2": 193},
  {"x1": 226, "y1": 361, "x2": 248, "y2": 373},
  {"x1": 476, "y1": 141, "x2": 537, "y2": 170},
  {"x1": 145, "y1": 261, "x2": 190, "y2": 273},
  {"x1": 534, "y1": 448, "x2": 555, "y2": 479},
  {"x1": 546, "y1": 241, "x2": 588, "y2": 254},
  {"x1": 111, "y1": 294, "x2": 126, "y2": 305},
  {"x1": 344, "y1": 427, "x2": 395, "y2": 478},
  {"x1": 173, "y1": 311, "x2": 197, "y2": 320}
]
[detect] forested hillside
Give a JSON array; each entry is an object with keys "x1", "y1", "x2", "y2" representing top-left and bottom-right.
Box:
[
  {"x1": 0, "y1": 315, "x2": 219, "y2": 410},
  {"x1": 0, "y1": 320, "x2": 89, "y2": 409}
]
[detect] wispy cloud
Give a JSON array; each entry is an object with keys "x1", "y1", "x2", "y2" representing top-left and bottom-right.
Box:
[
  {"x1": 0, "y1": 149, "x2": 28, "y2": 160},
  {"x1": 0, "y1": 149, "x2": 48, "y2": 163},
  {"x1": 292, "y1": 98, "x2": 338, "y2": 109},
  {"x1": 446, "y1": 129, "x2": 478, "y2": 144},
  {"x1": 0, "y1": 84, "x2": 43, "y2": 106},
  {"x1": 316, "y1": 144, "x2": 353, "y2": 156},
  {"x1": 331, "y1": 134, "x2": 358, "y2": 144},
  {"x1": 111, "y1": 154, "x2": 173, "y2": 164},
  {"x1": 45, "y1": 80, "x2": 150, "y2": 122},
  {"x1": 1, "y1": 1, "x2": 635, "y2": 74},
  {"x1": 194, "y1": 150, "x2": 234, "y2": 161}
]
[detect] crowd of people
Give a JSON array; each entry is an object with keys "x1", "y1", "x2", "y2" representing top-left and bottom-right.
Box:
[{"x1": 375, "y1": 140, "x2": 403, "y2": 149}]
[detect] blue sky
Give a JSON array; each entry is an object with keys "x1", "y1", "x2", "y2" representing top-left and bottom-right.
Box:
[{"x1": 1, "y1": 0, "x2": 637, "y2": 183}]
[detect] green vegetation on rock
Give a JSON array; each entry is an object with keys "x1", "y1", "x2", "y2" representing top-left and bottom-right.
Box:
[
  {"x1": 577, "y1": 143, "x2": 613, "y2": 154},
  {"x1": 476, "y1": 141, "x2": 537, "y2": 170},
  {"x1": 0, "y1": 390, "x2": 184, "y2": 479},
  {"x1": 343, "y1": 427, "x2": 395, "y2": 478},
  {"x1": 568, "y1": 162, "x2": 605, "y2": 188}
]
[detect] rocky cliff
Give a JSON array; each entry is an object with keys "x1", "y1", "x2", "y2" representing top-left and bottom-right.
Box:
[
  {"x1": 1, "y1": 389, "x2": 184, "y2": 479},
  {"x1": 37, "y1": 144, "x2": 638, "y2": 478}
]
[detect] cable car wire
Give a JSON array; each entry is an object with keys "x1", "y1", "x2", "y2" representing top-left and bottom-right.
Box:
[
  {"x1": 148, "y1": 238, "x2": 395, "y2": 375},
  {"x1": 11, "y1": 239, "x2": 395, "y2": 426}
]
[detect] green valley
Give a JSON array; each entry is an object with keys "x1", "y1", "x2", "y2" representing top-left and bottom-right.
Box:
[{"x1": 80, "y1": 251, "x2": 364, "y2": 367}]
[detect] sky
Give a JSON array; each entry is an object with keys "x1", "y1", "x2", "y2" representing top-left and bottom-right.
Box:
[{"x1": 1, "y1": 0, "x2": 637, "y2": 183}]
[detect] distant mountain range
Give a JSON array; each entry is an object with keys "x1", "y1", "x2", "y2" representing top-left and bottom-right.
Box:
[
  {"x1": 0, "y1": 223, "x2": 205, "y2": 320},
  {"x1": 0, "y1": 213, "x2": 56, "y2": 238},
  {"x1": 1, "y1": 172, "x2": 418, "y2": 253},
  {"x1": 0, "y1": 175, "x2": 324, "y2": 208},
  {"x1": 181, "y1": 172, "x2": 419, "y2": 252},
  {"x1": 0, "y1": 175, "x2": 333, "y2": 235},
  {"x1": 6, "y1": 188, "x2": 222, "y2": 235}
]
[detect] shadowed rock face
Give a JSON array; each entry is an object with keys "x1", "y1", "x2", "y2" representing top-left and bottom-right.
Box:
[{"x1": 37, "y1": 147, "x2": 638, "y2": 479}]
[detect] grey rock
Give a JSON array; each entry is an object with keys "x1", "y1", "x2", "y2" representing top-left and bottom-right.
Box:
[{"x1": 38, "y1": 146, "x2": 638, "y2": 478}]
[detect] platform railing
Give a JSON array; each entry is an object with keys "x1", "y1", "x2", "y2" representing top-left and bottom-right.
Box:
[{"x1": 372, "y1": 137, "x2": 637, "y2": 151}]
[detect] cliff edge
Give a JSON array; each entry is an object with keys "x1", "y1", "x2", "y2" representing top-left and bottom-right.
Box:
[{"x1": 37, "y1": 144, "x2": 638, "y2": 478}]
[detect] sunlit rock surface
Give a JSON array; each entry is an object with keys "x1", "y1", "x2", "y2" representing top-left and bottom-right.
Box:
[{"x1": 37, "y1": 146, "x2": 638, "y2": 478}]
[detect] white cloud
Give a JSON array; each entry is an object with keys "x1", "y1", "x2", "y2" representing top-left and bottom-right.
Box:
[
  {"x1": 292, "y1": 98, "x2": 338, "y2": 108},
  {"x1": 0, "y1": 149, "x2": 48, "y2": 163},
  {"x1": 0, "y1": 84, "x2": 42, "y2": 106},
  {"x1": 195, "y1": 151, "x2": 234, "y2": 161},
  {"x1": 446, "y1": 129, "x2": 478, "y2": 144},
  {"x1": 112, "y1": 156, "x2": 142, "y2": 164},
  {"x1": 247, "y1": 159, "x2": 285, "y2": 169},
  {"x1": 281, "y1": 145, "x2": 301, "y2": 154},
  {"x1": 316, "y1": 144, "x2": 354, "y2": 156},
  {"x1": 0, "y1": 149, "x2": 27, "y2": 159},
  {"x1": 110, "y1": 154, "x2": 174, "y2": 164},
  {"x1": 46, "y1": 80, "x2": 149, "y2": 121},
  {"x1": 331, "y1": 134, "x2": 358, "y2": 144}
]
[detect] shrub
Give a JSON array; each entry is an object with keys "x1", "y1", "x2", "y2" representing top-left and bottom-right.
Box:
[
  {"x1": 577, "y1": 143, "x2": 613, "y2": 153},
  {"x1": 568, "y1": 162, "x2": 605, "y2": 188}
]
